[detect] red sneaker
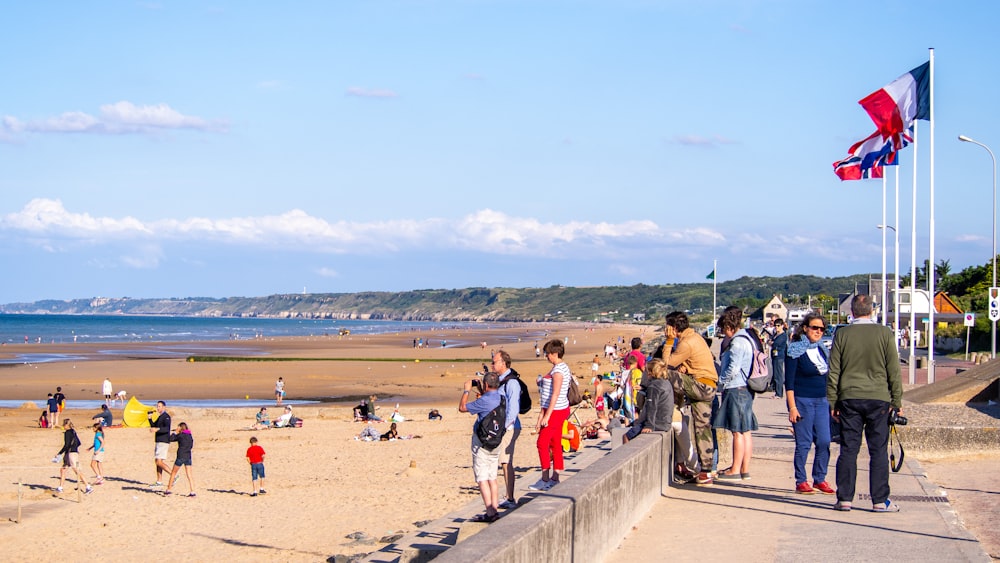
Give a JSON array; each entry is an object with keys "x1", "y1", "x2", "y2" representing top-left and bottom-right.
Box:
[
  {"x1": 695, "y1": 472, "x2": 713, "y2": 486},
  {"x1": 813, "y1": 481, "x2": 835, "y2": 495},
  {"x1": 796, "y1": 482, "x2": 816, "y2": 494}
]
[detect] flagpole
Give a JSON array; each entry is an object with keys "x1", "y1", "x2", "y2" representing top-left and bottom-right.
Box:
[
  {"x1": 909, "y1": 121, "x2": 918, "y2": 385},
  {"x1": 882, "y1": 173, "x2": 888, "y2": 325},
  {"x1": 927, "y1": 47, "x2": 936, "y2": 384},
  {"x1": 892, "y1": 163, "x2": 916, "y2": 352},
  {"x1": 712, "y1": 259, "x2": 717, "y2": 326}
]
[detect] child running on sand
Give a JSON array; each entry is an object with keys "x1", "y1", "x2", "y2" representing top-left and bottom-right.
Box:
[
  {"x1": 88, "y1": 422, "x2": 106, "y2": 484},
  {"x1": 164, "y1": 422, "x2": 195, "y2": 497},
  {"x1": 246, "y1": 436, "x2": 266, "y2": 496}
]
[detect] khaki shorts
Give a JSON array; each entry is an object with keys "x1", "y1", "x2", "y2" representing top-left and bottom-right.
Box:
[
  {"x1": 498, "y1": 424, "x2": 520, "y2": 468},
  {"x1": 154, "y1": 442, "x2": 169, "y2": 460},
  {"x1": 92, "y1": 450, "x2": 105, "y2": 463},
  {"x1": 63, "y1": 452, "x2": 80, "y2": 468},
  {"x1": 471, "y1": 435, "x2": 500, "y2": 483}
]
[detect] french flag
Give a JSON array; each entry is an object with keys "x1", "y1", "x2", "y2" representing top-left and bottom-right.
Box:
[{"x1": 859, "y1": 62, "x2": 930, "y2": 136}]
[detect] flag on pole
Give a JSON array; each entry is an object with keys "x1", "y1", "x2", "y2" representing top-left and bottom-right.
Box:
[
  {"x1": 832, "y1": 128, "x2": 911, "y2": 181},
  {"x1": 859, "y1": 62, "x2": 930, "y2": 137},
  {"x1": 706, "y1": 269, "x2": 715, "y2": 280},
  {"x1": 833, "y1": 158, "x2": 883, "y2": 181}
]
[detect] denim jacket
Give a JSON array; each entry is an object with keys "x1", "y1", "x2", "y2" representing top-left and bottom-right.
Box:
[{"x1": 719, "y1": 329, "x2": 753, "y2": 389}]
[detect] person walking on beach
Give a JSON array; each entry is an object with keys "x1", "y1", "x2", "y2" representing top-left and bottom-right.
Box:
[
  {"x1": 88, "y1": 422, "x2": 106, "y2": 485},
  {"x1": 246, "y1": 436, "x2": 267, "y2": 496},
  {"x1": 828, "y1": 294, "x2": 902, "y2": 513},
  {"x1": 149, "y1": 401, "x2": 172, "y2": 487},
  {"x1": 54, "y1": 419, "x2": 93, "y2": 494},
  {"x1": 493, "y1": 350, "x2": 523, "y2": 509},
  {"x1": 46, "y1": 393, "x2": 59, "y2": 428},
  {"x1": 275, "y1": 377, "x2": 285, "y2": 405},
  {"x1": 530, "y1": 339, "x2": 572, "y2": 492},
  {"x1": 164, "y1": 422, "x2": 196, "y2": 497},
  {"x1": 53, "y1": 386, "x2": 66, "y2": 419},
  {"x1": 102, "y1": 378, "x2": 113, "y2": 405}
]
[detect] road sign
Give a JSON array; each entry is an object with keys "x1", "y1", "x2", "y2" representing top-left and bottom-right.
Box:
[
  {"x1": 964, "y1": 312, "x2": 975, "y2": 327},
  {"x1": 991, "y1": 287, "x2": 1000, "y2": 322}
]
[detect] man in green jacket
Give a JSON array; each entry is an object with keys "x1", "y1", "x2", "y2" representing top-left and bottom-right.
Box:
[{"x1": 827, "y1": 294, "x2": 902, "y2": 513}]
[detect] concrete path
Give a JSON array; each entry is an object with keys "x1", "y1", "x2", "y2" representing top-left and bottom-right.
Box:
[{"x1": 606, "y1": 394, "x2": 991, "y2": 562}]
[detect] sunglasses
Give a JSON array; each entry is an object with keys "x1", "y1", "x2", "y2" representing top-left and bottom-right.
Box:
[{"x1": 806, "y1": 325, "x2": 826, "y2": 331}]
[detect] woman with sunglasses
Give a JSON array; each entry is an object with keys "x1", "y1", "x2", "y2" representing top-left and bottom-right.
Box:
[{"x1": 784, "y1": 313, "x2": 835, "y2": 495}]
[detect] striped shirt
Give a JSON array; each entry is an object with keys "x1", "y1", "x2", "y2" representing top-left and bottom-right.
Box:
[{"x1": 539, "y1": 362, "x2": 572, "y2": 410}]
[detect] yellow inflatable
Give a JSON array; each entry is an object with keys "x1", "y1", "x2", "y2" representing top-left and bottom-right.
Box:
[{"x1": 122, "y1": 397, "x2": 157, "y2": 428}]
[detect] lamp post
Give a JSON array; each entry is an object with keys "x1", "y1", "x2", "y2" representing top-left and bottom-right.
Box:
[{"x1": 959, "y1": 135, "x2": 997, "y2": 359}]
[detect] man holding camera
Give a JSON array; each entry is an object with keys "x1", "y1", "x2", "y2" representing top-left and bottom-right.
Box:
[
  {"x1": 459, "y1": 371, "x2": 504, "y2": 523},
  {"x1": 827, "y1": 294, "x2": 902, "y2": 513}
]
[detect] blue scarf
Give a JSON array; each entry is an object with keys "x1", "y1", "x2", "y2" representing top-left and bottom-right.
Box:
[{"x1": 786, "y1": 334, "x2": 822, "y2": 359}]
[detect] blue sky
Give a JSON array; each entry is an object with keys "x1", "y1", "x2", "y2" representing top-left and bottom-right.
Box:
[{"x1": 2, "y1": 0, "x2": 998, "y2": 303}]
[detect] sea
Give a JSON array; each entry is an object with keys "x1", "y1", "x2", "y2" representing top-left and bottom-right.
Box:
[
  {"x1": 0, "y1": 313, "x2": 499, "y2": 347},
  {"x1": 0, "y1": 314, "x2": 534, "y2": 407}
]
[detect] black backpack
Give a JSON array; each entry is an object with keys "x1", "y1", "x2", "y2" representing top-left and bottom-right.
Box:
[
  {"x1": 501, "y1": 369, "x2": 532, "y2": 415},
  {"x1": 476, "y1": 396, "x2": 507, "y2": 451}
]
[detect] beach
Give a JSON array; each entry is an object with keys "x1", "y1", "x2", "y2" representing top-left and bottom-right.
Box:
[{"x1": 0, "y1": 323, "x2": 649, "y2": 561}]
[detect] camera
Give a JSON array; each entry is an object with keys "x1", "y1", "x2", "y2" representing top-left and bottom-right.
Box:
[
  {"x1": 888, "y1": 410, "x2": 908, "y2": 426},
  {"x1": 471, "y1": 379, "x2": 484, "y2": 393}
]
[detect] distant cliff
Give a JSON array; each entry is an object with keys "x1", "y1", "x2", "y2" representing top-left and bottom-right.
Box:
[{"x1": 1, "y1": 274, "x2": 870, "y2": 322}]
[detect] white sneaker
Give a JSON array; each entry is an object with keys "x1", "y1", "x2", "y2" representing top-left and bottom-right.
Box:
[
  {"x1": 528, "y1": 479, "x2": 552, "y2": 491},
  {"x1": 55, "y1": 487, "x2": 63, "y2": 493},
  {"x1": 84, "y1": 487, "x2": 94, "y2": 495}
]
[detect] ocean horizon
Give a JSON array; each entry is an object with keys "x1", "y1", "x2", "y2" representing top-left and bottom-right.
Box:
[
  {"x1": 0, "y1": 314, "x2": 538, "y2": 365},
  {"x1": 0, "y1": 313, "x2": 503, "y2": 344}
]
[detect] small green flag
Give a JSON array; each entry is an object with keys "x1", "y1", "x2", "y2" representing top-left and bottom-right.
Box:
[{"x1": 706, "y1": 270, "x2": 715, "y2": 280}]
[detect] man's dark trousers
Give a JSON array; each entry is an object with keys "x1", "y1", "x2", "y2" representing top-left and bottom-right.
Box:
[{"x1": 835, "y1": 398, "x2": 891, "y2": 505}]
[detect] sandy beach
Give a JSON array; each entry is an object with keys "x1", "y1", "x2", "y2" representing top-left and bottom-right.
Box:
[{"x1": 0, "y1": 323, "x2": 649, "y2": 561}]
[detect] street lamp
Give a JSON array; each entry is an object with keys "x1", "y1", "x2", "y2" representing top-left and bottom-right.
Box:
[{"x1": 958, "y1": 134, "x2": 997, "y2": 359}]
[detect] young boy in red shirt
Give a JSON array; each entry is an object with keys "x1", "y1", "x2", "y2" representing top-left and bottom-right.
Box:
[{"x1": 246, "y1": 436, "x2": 267, "y2": 497}]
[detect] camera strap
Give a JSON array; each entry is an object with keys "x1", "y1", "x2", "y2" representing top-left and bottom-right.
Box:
[{"x1": 889, "y1": 425, "x2": 905, "y2": 473}]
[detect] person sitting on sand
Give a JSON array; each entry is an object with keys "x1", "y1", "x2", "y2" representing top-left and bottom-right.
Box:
[
  {"x1": 366, "y1": 395, "x2": 383, "y2": 422},
  {"x1": 273, "y1": 406, "x2": 293, "y2": 428},
  {"x1": 92, "y1": 404, "x2": 113, "y2": 427},
  {"x1": 353, "y1": 401, "x2": 370, "y2": 422},
  {"x1": 254, "y1": 407, "x2": 271, "y2": 429}
]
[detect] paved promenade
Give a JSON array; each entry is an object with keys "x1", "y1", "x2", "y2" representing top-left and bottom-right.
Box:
[{"x1": 606, "y1": 394, "x2": 992, "y2": 562}]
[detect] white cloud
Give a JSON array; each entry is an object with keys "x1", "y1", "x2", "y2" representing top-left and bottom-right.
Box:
[
  {"x1": 316, "y1": 267, "x2": 339, "y2": 278},
  {"x1": 1, "y1": 199, "x2": 730, "y2": 264},
  {"x1": 346, "y1": 87, "x2": 399, "y2": 99},
  {"x1": 670, "y1": 134, "x2": 737, "y2": 147},
  {"x1": 0, "y1": 102, "x2": 227, "y2": 138}
]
